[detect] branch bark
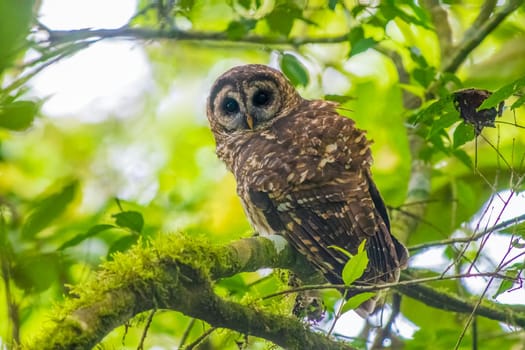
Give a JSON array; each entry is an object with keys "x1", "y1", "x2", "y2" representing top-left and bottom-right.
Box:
[
  {"x1": 28, "y1": 235, "x2": 354, "y2": 350},
  {"x1": 41, "y1": 26, "x2": 350, "y2": 47},
  {"x1": 30, "y1": 234, "x2": 525, "y2": 349}
]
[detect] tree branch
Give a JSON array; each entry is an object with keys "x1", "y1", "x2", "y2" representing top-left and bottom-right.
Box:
[
  {"x1": 408, "y1": 213, "x2": 525, "y2": 253},
  {"x1": 29, "y1": 235, "x2": 354, "y2": 350},
  {"x1": 41, "y1": 26, "x2": 349, "y2": 47},
  {"x1": 420, "y1": 0, "x2": 453, "y2": 58},
  {"x1": 396, "y1": 272, "x2": 525, "y2": 328},
  {"x1": 388, "y1": 0, "x2": 522, "y2": 245},
  {"x1": 442, "y1": 0, "x2": 524, "y2": 73},
  {"x1": 30, "y1": 234, "x2": 525, "y2": 349}
]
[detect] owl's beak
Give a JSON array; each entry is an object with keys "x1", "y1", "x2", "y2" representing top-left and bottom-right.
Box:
[{"x1": 245, "y1": 114, "x2": 254, "y2": 129}]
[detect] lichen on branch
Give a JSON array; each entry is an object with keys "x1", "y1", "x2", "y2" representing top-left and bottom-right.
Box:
[{"x1": 29, "y1": 234, "x2": 355, "y2": 350}]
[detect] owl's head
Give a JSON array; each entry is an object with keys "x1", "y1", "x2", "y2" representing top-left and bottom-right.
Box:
[{"x1": 207, "y1": 64, "x2": 302, "y2": 134}]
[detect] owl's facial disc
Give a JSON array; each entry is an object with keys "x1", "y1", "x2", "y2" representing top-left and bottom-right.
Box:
[
  {"x1": 245, "y1": 79, "x2": 281, "y2": 127},
  {"x1": 212, "y1": 87, "x2": 248, "y2": 131}
]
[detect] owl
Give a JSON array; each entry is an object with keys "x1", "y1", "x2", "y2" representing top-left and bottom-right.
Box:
[{"x1": 206, "y1": 64, "x2": 408, "y2": 315}]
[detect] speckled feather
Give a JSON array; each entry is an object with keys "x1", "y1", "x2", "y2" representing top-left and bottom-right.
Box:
[{"x1": 207, "y1": 64, "x2": 408, "y2": 315}]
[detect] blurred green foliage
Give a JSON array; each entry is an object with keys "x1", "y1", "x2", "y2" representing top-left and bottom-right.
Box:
[{"x1": 1, "y1": 0, "x2": 525, "y2": 349}]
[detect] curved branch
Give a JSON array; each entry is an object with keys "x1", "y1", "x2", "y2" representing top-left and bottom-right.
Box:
[
  {"x1": 29, "y1": 235, "x2": 354, "y2": 350},
  {"x1": 30, "y1": 234, "x2": 525, "y2": 349}
]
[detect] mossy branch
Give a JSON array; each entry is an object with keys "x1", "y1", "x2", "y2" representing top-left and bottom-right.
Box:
[
  {"x1": 397, "y1": 272, "x2": 525, "y2": 327},
  {"x1": 28, "y1": 235, "x2": 354, "y2": 350},
  {"x1": 30, "y1": 234, "x2": 525, "y2": 349}
]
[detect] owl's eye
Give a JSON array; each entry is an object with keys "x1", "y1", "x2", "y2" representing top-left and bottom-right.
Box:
[
  {"x1": 252, "y1": 90, "x2": 271, "y2": 107},
  {"x1": 222, "y1": 98, "x2": 240, "y2": 114}
]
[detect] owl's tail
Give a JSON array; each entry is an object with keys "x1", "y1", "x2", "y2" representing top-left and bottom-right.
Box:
[{"x1": 353, "y1": 232, "x2": 408, "y2": 317}]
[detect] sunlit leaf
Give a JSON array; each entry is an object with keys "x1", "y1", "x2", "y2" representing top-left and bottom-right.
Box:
[
  {"x1": 280, "y1": 53, "x2": 309, "y2": 87},
  {"x1": 107, "y1": 235, "x2": 139, "y2": 259},
  {"x1": 21, "y1": 181, "x2": 78, "y2": 239},
  {"x1": 265, "y1": 5, "x2": 300, "y2": 36},
  {"x1": 348, "y1": 27, "x2": 377, "y2": 57},
  {"x1": 58, "y1": 224, "x2": 116, "y2": 250},
  {"x1": 325, "y1": 94, "x2": 355, "y2": 104},
  {"x1": 112, "y1": 211, "x2": 144, "y2": 233},
  {"x1": 453, "y1": 122, "x2": 475, "y2": 148},
  {"x1": 226, "y1": 19, "x2": 256, "y2": 40},
  {"x1": 408, "y1": 96, "x2": 455, "y2": 125},
  {"x1": 340, "y1": 292, "x2": 376, "y2": 314},
  {"x1": 409, "y1": 46, "x2": 429, "y2": 68},
  {"x1": 0, "y1": 100, "x2": 38, "y2": 131},
  {"x1": 12, "y1": 252, "x2": 61, "y2": 293},
  {"x1": 341, "y1": 240, "x2": 368, "y2": 286},
  {"x1": 427, "y1": 112, "x2": 459, "y2": 139},
  {"x1": 328, "y1": 245, "x2": 353, "y2": 259},
  {"x1": 479, "y1": 76, "x2": 525, "y2": 110},
  {"x1": 492, "y1": 271, "x2": 519, "y2": 298},
  {"x1": 0, "y1": 0, "x2": 33, "y2": 72},
  {"x1": 500, "y1": 221, "x2": 525, "y2": 238},
  {"x1": 512, "y1": 95, "x2": 525, "y2": 109},
  {"x1": 452, "y1": 149, "x2": 473, "y2": 169},
  {"x1": 380, "y1": 2, "x2": 431, "y2": 29},
  {"x1": 413, "y1": 67, "x2": 436, "y2": 88}
]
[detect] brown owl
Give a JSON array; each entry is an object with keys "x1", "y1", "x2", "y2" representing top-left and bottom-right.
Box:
[{"x1": 206, "y1": 64, "x2": 408, "y2": 315}]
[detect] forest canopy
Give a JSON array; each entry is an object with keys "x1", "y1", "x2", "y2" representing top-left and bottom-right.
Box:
[{"x1": 1, "y1": 1, "x2": 525, "y2": 349}]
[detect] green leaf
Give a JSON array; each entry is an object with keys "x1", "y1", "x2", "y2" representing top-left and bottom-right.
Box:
[
  {"x1": 350, "y1": 37, "x2": 377, "y2": 57},
  {"x1": 328, "y1": 0, "x2": 338, "y2": 10},
  {"x1": 328, "y1": 245, "x2": 353, "y2": 259},
  {"x1": 0, "y1": 100, "x2": 38, "y2": 131},
  {"x1": 409, "y1": 46, "x2": 429, "y2": 68},
  {"x1": 380, "y1": 2, "x2": 431, "y2": 29},
  {"x1": 413, "y1": 67, "x2": 436, "y2": 88},
  {"x1": 12, "y1": 252, "x2": 61, "y2": 293},
  {"x1": 512, "y1": 94, "x2": 525, "y2": 109},
  {"x1": 500, "y1": 221, "x2": 525, "y2": 237},
  {"x1": 265, "y1": 5, "x2": 300, "y2": 36},
  {"x1": 107, "y1": 235, "x2": 139, "y2": 259},
  {"x1": 0, "y1": 0, "x2": 33, "y2": 72},
  {"x1": 408, "y1": 95, "x2": 454, "y2": 125},
  {"x1": 511, "y1": 239, "x2": 525, "y2": 249},
  {"x1": 427, "y1": 112, "x2": 459, "y2": 139},
  {"x1": 341, "y1": 292, "x2": 376, "y2": 314},
  {"x1": 226, "y1": 19, "x2": 257, "y2": 40},
  {"x1": 324, "y1": 94, "x2": 355, "y2": 104},
  {"x1": 21, "y1": 181, "x2": 78, "y2": 239},
  {"x1": 112, "y1": 211, "x2": 144, "y2": 233},
  {"x1": 348, "y1": 26, "x2": 364, "y2": 44},
  {"x1": 348, "y1": 27, "x2": 377, "y2": 57},
  {"x1": 453, "y1": 122, "x2": 475, "y2": 149},
  {"x1": 341, "y1": 240, "x2": 368, "y2": 286},
  {"x1": 479, "y1": 76, "x2": 525, "y2": 110},
  {"x1": 280, "y1": 53, "x2": 309, "y2": 87},
  {"x1": 492, "y1": 271, "x2": 519, "y2": 298},
  {"x1": 58, "y1": 224, "x2": 116, "y2": 250},
  {"x1": 452, "y1": 149, "x2": 473, "y2": 169}
]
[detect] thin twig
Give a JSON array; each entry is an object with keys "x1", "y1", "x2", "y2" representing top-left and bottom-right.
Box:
[
  {"x1": 137, "y1": 309, "x2": 156, "y2": 350},
  {"x1": 408, "y1": 213, "x2": 525, "y2": 252},
  {"x1": 262, "y1": 271, "x2": 513, "y2": 300},
  {"x1": 182, "y1": 327, "x2": 217, "y2": 350},
  {"x1": 178, "y1": 318, "x2": 197, "y2": 348}
]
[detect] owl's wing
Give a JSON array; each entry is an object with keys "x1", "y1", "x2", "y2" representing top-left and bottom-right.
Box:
[{"x1": 248, "y1": 169, "x2": 407, "y2": 287}]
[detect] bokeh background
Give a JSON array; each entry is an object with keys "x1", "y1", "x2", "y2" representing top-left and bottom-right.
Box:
[{"x1": 1, "y1": 0, "x2": 525, "y2": 349}]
